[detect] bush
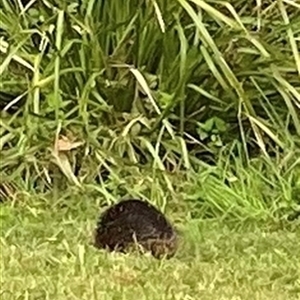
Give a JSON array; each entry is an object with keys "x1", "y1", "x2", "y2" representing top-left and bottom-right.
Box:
[{"x1": 0, "y1": 0, "x2": 299, "y2": 217}]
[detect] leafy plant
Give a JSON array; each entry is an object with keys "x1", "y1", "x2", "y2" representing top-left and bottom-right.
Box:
[{"x1": 0, "y1": 0, "x2": 299, "y2": 216}]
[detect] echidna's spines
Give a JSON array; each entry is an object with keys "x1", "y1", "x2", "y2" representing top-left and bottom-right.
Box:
[{"x1": 94, "y1": 199, "x2": 177, "y2": 259}]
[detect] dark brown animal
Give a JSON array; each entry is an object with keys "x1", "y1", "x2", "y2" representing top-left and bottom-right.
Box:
[{"x1": 94, "y1": 199, "x2": 178, "y2": 259}]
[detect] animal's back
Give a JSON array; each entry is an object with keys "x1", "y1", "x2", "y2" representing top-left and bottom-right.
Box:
[{"x1": 94, "y1": 199, "x2": 177, "y2": 258}]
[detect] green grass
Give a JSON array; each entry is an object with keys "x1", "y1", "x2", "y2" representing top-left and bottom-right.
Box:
[
  {"x1": 1, "y1": 194, "x2": 300, "y2": 300},
  {"x1": 1, "y1": 1, "x2": 300, "y2": 299}
]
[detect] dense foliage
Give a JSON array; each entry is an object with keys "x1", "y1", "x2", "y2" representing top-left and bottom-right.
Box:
[{"x1": 1, "y1": 0, "x2": 299, "y2": 218}]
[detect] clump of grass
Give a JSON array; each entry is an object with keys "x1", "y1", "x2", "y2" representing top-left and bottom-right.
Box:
[{"x1": 0, "y1": 0, "x2": 300, "y2": 262}]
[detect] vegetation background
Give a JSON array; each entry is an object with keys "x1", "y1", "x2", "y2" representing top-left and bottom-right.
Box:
[{"x1": 0, "y1": 0, "x2": 300, "y2": 299}]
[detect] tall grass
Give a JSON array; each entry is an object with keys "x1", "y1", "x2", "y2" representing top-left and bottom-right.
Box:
[{"x1": 0, "y1": 0, "x2": 299, "y2": 218}]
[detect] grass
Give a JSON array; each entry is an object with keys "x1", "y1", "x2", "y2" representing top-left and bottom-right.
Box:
[
  {"x1": 1, "y1": 1, "x2": 300, "y2": 299},
  {"x1": 1, "y1": 191, "x2": 300, "y2": 300}
]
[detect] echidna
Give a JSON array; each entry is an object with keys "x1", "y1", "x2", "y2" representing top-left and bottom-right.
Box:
[{"x1": 94, "y1": 199, "x2": 178, "y2": 259}]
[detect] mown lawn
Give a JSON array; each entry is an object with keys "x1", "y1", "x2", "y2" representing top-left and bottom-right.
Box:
[
  {"x1": 1, "y1": 195, "x2": 299, "y2": 300},
  {"x1": 1, "y1": 1, "x2": 300, "y2": 299}
]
